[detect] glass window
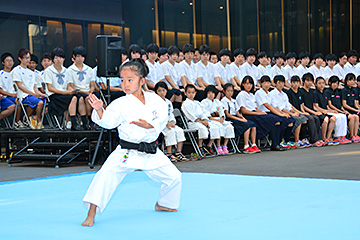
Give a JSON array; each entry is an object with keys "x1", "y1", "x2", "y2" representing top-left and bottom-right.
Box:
[
  {"x1": 352, "y1": 0, "x2": 360, "y2": 52},
  {"x1": 309, "y1": 0, "x2": 330, "y2": 56},
  {"x1": 332, "y1": 0, "x2": 350, "y2": 55}
]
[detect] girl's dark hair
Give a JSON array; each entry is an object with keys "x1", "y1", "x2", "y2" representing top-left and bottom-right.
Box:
[
  {"x1": 120, "y1": 58, "x2": 149, "y2": 78},
  {"x1": 290, "y1": 75, "x2": 301, "y2": 83},
  {"x1": 245, "y1": 48, "x2": 257, "y2": 57},
  {"x1": 159, "y1": 47, "x2": 168, "y2": 57},
  {"x1": 219, "y1": 48, "x2": 232, "y2": 58},
  {"x1": 18, "y1": 48, "x2": 30, "y2": 59},
  {"x1": 204, "y1": 85, "x2": 218, "y2": 97},
  {"x1": 154, "y1": 81, "x2": 168, "y2": 92},
  {"x1": 326, "y1": 54, "x2": 337, "y2": 61},
  {"x1": 298, "y1": 51, "x2": 310, "y2": 60},
  {"x1": 146, "y1": 43, "x2": 159, "y2": 53},
  {"x1": 223, "y1": 83, "x2": 234, "y2": 92},
  {"x1": 51, "y1": 47, "x2": 65, "y2": 60},
  {"x1": 260, "y1": 75, "x2": 271, "y2": 84},
  {"x1": 274, "y1": 51, "x2": 285, "y2": 60},
  {"x1": 1, "y1": 52, "x2": 14, "y2": 63},
  {"x1": 199, "y1": 45, "x2": 210, "y2": 54},
  {"x1": 328, "y1": 75, "x2": 340, "y2": 85},
  {"x1": 182, "y1": 43, "x2": 194, "y2": 54},
  {"x1": 72, "y1": 46, "x2": 87, "y2": 58},
  {"x1": 168, "y1": 46, "x2": 179, "y2": 56},
  {"x1": 128, "y1": 44, "x2": 142, "y2": 60},
  {"x1": 233, "y1": 49, "x2": 245, "y2": 58},
  {"x1": 41, "y1": 53, "x2": 51, "y2": 62},
  {"x1": 257, "y1": 51, "x2": 267, "y2": 59},
  {"x1": 344, "y1": 73, "x2": 356, "y2": 86},
  {"x1": 241, "y1": 75, "x2": 255, "y2": 93},
  {"x1": 273, "y1": 75, "x2": 285, "y2": 84},
  {"x1": 302, "y1": 72, "x2": 314, "y2": 82},
  {"x1": 30, "y1": 54, "x2": 38, "y2": 64}
]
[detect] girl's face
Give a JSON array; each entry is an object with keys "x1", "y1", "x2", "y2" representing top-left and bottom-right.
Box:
[
  {"x1": 339, "y1": 55, "x2": 347, "y2": 65},
  {"x1": 235, "y1": 55, "x2": 245, "y2": 64},
  {"x1": 316, "y1": 79, "x2": 326, "y2": 91},
  {"x1": 327, "y1": 60, "x2": 336, "y2": 68},
  {"x1": 304, "y1": 79, "x2": 314, "y2": 88},
  {"x1": 73, "y1": 54, "x2": 85, "y2": 65},
  {"x1": 53, "y1": 56, "x2": 65, "y2": 66},
  {"x1": 224, "y1": 87, "x2": 234, "y2": 98},
  {"x1": 258, "y1": 57, "x2": 267, "y2": 66},
  {"x1": 178, "y1": 52, "x2": 184, "y2": 62},
  {"x1": 330, "y1": 81, "x2": 339, "y2": 90},
  {"x1": 301, "y1": 57, "x2": 310, "y2": 66},
  {"x1": 261, "y1": 81, "x2": 271, "y2": 91},
  {"x1": 287, "y1": 58, "x2": 296, "y2": 66},
  {"x1": 346, "y1": 78, "x2": 355, "y2": 88},
  {"x1": 276, "y1": 58, "x2": 284, "y2": 66},
  {"x1": 221, "y1": 55, "x2": 230, "y2": 64},
  {"x1": 201, "y1": 52, "x2": 210, "y2": 62},
  {"x1": 169, "y1": 53, "x2": 178, "y2": 62},
  {"x1": 184, "y1": 52, "x2": 194, "y2": 62},
  {"x1": 159, "y1": 53, "x2": 168, "y2": 62},
  {"x1": 291, "y1": 81, "x2": 300, "y2": 90},
  {"x1": 156, "y1": 86, "x2": 167, "y2": 99},
  {"x1": 210, "y1": 55, "x2": 218, "y2": 64},
  {"x1": 3, "y1": 56, "x2": 14, "y2": 69},
  {"x1": 41, "y1": 58, "x2": 52, "y2": 69},
  {"x1": 207, "y1": 91, "x2": 215, "y2": 101},
  {"x1": 147, "y1": 52, "x2": 158, "y2": 62},
  {"x1": 131, "y1": 52, "x2": 141, "y2": 59},
  {"x1": 247, "y1": 55, "x2": 256, "y2": 64},
  {"x1": 120, "y1": 68, "x2": 145, "y2": 95},
  {"x1": 242, "y1": 80, "x2": 253, "y2": 92}
]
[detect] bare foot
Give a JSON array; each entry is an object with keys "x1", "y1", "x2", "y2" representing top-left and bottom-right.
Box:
[
  {"x1": 155, "y1": 202, "x2": 177, "y2": 212},
  {"x1": 81, "y1": 204, "x2": 96, "y2": 227},
  {"x1": 81, "y1": 215, "x2": 95, "y2": 227}
]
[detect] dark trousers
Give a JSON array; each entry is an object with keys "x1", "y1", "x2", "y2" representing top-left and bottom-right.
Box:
[{"x1": 304, "y1": 115, "x2": 322, "y2": 143}]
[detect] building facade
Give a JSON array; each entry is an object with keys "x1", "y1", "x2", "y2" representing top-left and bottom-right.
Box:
[{"x1": 0, "y1": 0, "x2": 359, "y2": 68}]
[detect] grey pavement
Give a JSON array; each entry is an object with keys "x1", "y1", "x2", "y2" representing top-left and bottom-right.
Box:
[{"x1": 1, "y1": 143, "x2": 359, "y2": 183}]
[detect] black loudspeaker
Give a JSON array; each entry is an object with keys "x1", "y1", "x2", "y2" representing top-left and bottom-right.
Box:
[{"x1": 96, "y1": 35, "x2": 122, "y2": 77}]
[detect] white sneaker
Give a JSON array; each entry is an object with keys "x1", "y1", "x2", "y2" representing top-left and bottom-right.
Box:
[
  {"x1": 14, "y1": 120, "x2": 26, "y2": 129},
  {"x1": 66, "y1": 121, "x2": 72, "y2": 130}
]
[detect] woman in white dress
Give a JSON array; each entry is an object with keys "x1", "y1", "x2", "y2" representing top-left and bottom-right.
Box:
[{"x1": 81, "y1": 59, "x2": 182, "y2": 227}]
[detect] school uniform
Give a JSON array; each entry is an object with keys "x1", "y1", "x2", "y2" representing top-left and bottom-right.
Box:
[
  {"x1": 308, "y1": 65, "x2": 325, "y2": 79},
  {"x1": 214, "y1": 62, "x2": 231, "y2": 84},
  {"x1": 162, "y1": 98, "x2": 186, "y2": 147},
  {"x1": 299, "y1": 88, "x2": 322, "y2": 143},
  {"x1": 67, "y1": 63, "x2": 95, "y2": 98},
  {"x1": 162, "y1": 60, "x2": 181, "y2": 88},
  {"x1": 0, "y1": 71, "x2": 16, "y2": 110},
  {"x1": 236, "y1": 90, "x2": 279, "y2": 139},
  {"x1": 181, "y1": 98, "x2": 221, "y2": 139},
  {"x1": 93, "y1": 66, "x2": 125, "y2": 102},
  {"x1": 11, "y1": 65, "x2": 44, "y2": 108},
  {"x1": 146, "y1": 60, "x2": 164, "y2": 85},
  {"x1": 333, "y1": 63, "x2": 347, "y2": 81},
  {"x1": 43, "y1": 65, "x2": 74, "y2": 116},
  {"x1": 341, "y1": 86, "x2": 359, "y2": 113},
  {"x1": 201, "y1": 98, "x2": 235, "y2": 139},
  {"x1": 83, "y1": 91, "x2": 182, "y2": 213},
  {"x1": 229, "y1": 62, "x2": 243, "y2": 83},
  {"x1": 324, "y1": 88, "x2": 343, "y2": 110},
  {"x1": 284, "y1": 65, "x2": 299, "y2": 84},
  {"x1": 195, "y1": 61, "x2": 219, "y2": 85},
  {"x1": 269, "y1": 88, "x2": 307, "y2": 132},
  {"x1": 0, "y1": 70, "x2": 17, "y2": 104},
  {"x1": 178, "y1": 61, "x2": 205, "y2": 100},
  {"x1": 257, "y1": 64, "x2": 270, "y2": 81},
  {"x1": 34, "y1": 69, "x2": 43, "y2": 89},
  {"x1": 241, "y1": 61, "x2": 259, "y2": 85},
  {"x1": 314, "y1": 89, "x2": 347, "y2": 137},
  {"x1": 345, "y1": 62, "x2": 358, "y2": 78},
  {"x1": 296, "y1": 64, "x2": 308, "y2": 79},
  {"x1": 270, "y1": 65, "x2": 285, "y2": 81},
  {"x1": 323, "y1": 66, "x2": 337, "y2": 80},
  {"x1": 221, "y1": 96, "x2": 256, "y2": 137}
]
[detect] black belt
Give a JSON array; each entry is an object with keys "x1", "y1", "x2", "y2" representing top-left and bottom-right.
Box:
[{"x1": 119, "y1": 139, "x2": 158, "y2": 154}]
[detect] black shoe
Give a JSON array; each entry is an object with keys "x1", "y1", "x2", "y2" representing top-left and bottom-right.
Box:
[
  {"x1": 270, "y1": 145, "x2": 285, "y2": 151},
  {"x1": 71, "y1": 122, "x2": 83, "y2": 131}
]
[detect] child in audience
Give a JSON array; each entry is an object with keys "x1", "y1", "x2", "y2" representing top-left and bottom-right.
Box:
[
  {"x1": 314, "y1": 76, "x2": 347, "y2": 145},
  {"x1": 221, "y1": 83, "x2": 259, "y2": 153},
  {"x1": 270, "y1": 51, "x2": 286, "y2": 86},
  {"x1": 181, "y1": 84, "x2": 221, "y2": 156},
  {"x1": 236, "y1": 75, "x2": 284, "y2": 151},
  {"x1": 155, "y1": 82, "x2": 189, "y2": 162},
  {"x1": 201, "y1": 85, "x2": 235, "y2": 154},
  {"x1": 241, "y1": 48, "x2": 260, "y2": 88},
  {"x1": 325, "y1": 76, "x2": 354, "y2": 143},
  {"x1": 11, "y1": 48, "x2": 45, "y2": 129},
  {"x1": 67, "y1": 46, "x2": 95, "y2": 130},
  {"x1": 229, "y1": 49, "x2": 245, "y2": 92}
]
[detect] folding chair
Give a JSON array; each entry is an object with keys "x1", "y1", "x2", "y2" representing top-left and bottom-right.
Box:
[
  {"x1": 173, "y1": 108, "x2": 204, "y2": 158},
  {"x1": 12, "y1": 83, "x2": 31, "y2": 129},
  {"x1": 95, "y1": 82, "x2": 108, "y2": 107},
  {"x1": 41, "y1": 82, "x2": 62, "y2": 129},
  {"x1": 0, "y1": 106, "x2": 13, "y2": 129}
]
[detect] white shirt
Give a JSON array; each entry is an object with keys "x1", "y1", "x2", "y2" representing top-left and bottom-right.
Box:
[
  {"x1": 201, "y1": 98, "x2": 225, "y2": 118},
  {"x1": 241, "y1": 61, "x2": 259, "y2": 85},
  {"x1": 67, "y1": 63, "x2": 95, "y2": 91},
  {"x1": 43, "y1": 65, "x2": 69, "y2": 96},
  {"x1": 91, "y1": 90, "x2": 169, "y2": 170},
  {"x1": 268, "y1": 87, "x2": 292, "y2": 111},
  {"x1": 11, "y1": 65, "x2": 36, "y2": 99},
  {"x1": 345, "y1": 62, "x2": 358, "y2": 78},
  {"x1": 145, "y1": 60, "x2": 164, "y2": 85},
  {"x1": 221, "y1": 96, "x2": 239, "y2": 116},
  {"x1": 162, "y1": 60, "x2": 180, "y2": 88},
  {"x1": 195, "y1": 61, "x2": 219, "y2": 85},
  {"x1": 308, "y1": 65, "x2": 325, "y2": 79},
  {"x1": 254, "y1": 88, "x2": 271, "y2": 112},
  {"x1": 165, "y1": 98, "x2": 176, "y2": 123},
  {"x1": 270, "y1": 65, "x2": 285, "y2": 80},
  {"x1": 284, "y1": 64, "x2": 298, "y2": 83},
  {"x1": 296, "y1": 64, "x2": 308, "y2": 79},
  {"x1": 257, "y1": 64, "x2": 270, "y2": 80},
  {"x1": 333, "y1": 63, "x2": 347, "y2": 80},
  {"x1": 93, "y1": 66, "x2": 121, "y2": 88},
  {"x1": 236, "y1": 90, "x2": 257, "y2": 112},
  {"x1": 323, "y1": 66, "x2": 337, "y2": 80},
  {"x1": 181, "y1": 98, "x2": 209, "y2": 122},
  {"x1": 178, "y1": 60, "x2": 197, "y2": 86},
  {"x1": 229, "y1": 62, "x2": 242, "y2": 82},
  {"x1": 0, "y1": 70, "x2": 16, "y2": 94},
  {"x1": 214, "y1": 62, "x2": 231, "y2": 84}
]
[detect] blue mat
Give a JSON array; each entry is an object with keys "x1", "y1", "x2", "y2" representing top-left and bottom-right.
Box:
[{"x1": 0, "y1": 172, "x2": 359, "y2": 240}]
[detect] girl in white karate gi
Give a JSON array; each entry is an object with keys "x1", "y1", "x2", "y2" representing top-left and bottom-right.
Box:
[
  {"x1": 201, "y1": 85, "x2": 235, "y2": 154},
  {"x1": 154, "y1": 81, "x2": 189, "y2": 162},
  {"x1": 81, "y1": 59, "x2": 182, "y2": 227}
]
